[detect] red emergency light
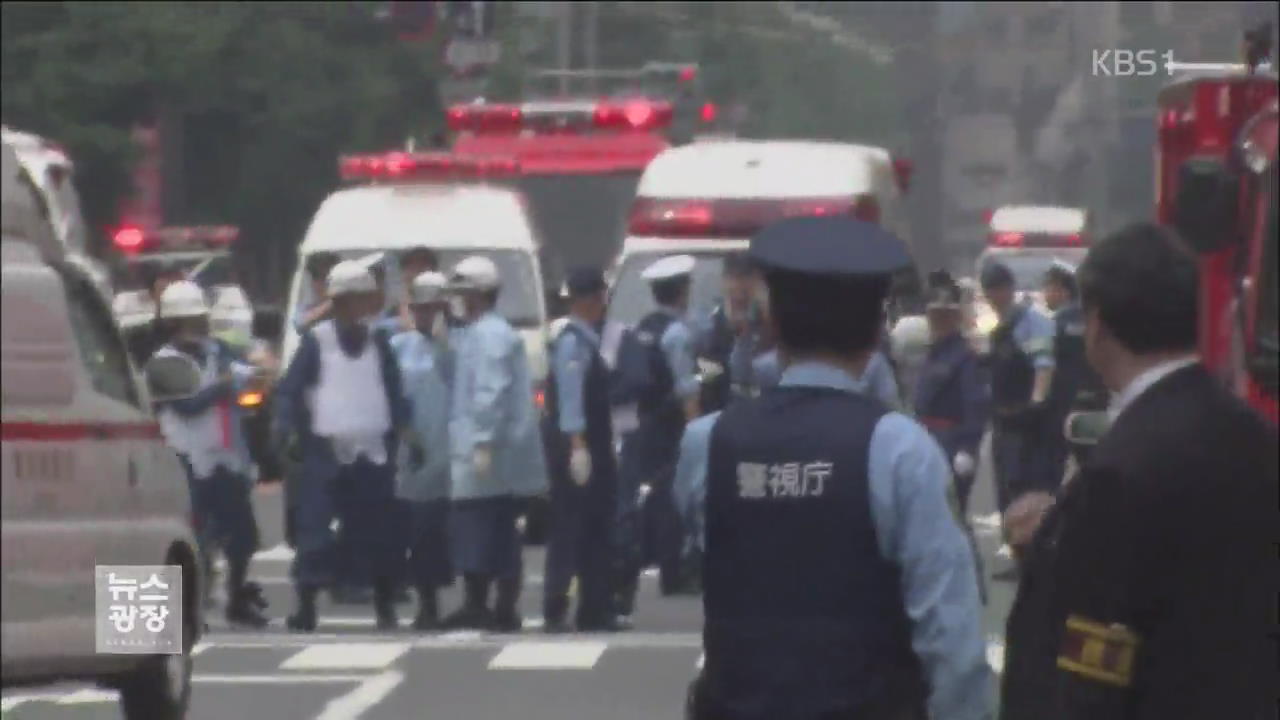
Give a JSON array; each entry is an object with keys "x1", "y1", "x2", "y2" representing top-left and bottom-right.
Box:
[
  {"x1": 338, "y1": 152, "x2": 520, "y2": 182},
  {"x1": 112, "y1": 225, "x2": 239, "y2": 255},
  {"x1": 628, "y1": 195, "x2": 882, "y2": 238},
  {"x1": 700, "y1": 102, "x2": 718, "y2": 124},
  {"x1": 989, "y1": 231, "x2": 1083, "y2": 248},
  {"x1": 447, "y1": 100, "x2": 675, "y2": 135},
  {"x1": 678, "y1": 66, "x2": 697, "y2": 83}
]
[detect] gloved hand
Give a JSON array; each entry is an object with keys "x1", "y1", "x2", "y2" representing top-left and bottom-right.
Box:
[
  {"x1": 952, "y1": 451, "x2": 976, "y2": 477},
  {"x1": 473, "y1": 443, "x2": 493, "y2": 481},
  {"x1": 569, "y1": 446, "x2": 592, "y2": 487}
]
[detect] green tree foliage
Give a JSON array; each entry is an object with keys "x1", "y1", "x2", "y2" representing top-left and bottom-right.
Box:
[{"x1": 2, "y1": 1, "x2": 441, "y2": 298}]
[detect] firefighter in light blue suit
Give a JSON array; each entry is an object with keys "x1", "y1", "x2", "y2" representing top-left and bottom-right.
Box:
[
  {"x1": 443, "y1": 255, "x2": 548, "y2": 632},
  {"x1": 392, "y1": 270, "x2": 456, "y2": 631}
]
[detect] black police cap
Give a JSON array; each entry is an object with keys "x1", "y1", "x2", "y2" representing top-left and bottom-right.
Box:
[
  {"x1": 980, "y1": 261, "x2": 1015, "y2": 289},
  {"x1": 564, "y1": 266, "x2": 607, "y2": 298},
  {"x1": 748, "y1": 216, "x2": 912, "y2": 277}
]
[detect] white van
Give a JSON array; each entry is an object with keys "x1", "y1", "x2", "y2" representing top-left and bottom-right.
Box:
[
  {"x1": 281, "y1": 181, "x2": 550, "y2": 383},
  {"x1": 2, "y1": 143, "x2": 203, "y2": 718},
  {"x1": 606, "y1": 139, "x2": 912, "y2": 326}
]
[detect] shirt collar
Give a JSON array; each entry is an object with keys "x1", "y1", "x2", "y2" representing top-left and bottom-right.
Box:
[
  {"x1": 1108, "y1": 355, "x2": 1199, "y2": 421},
  {"x1": 567, "y1": 316, "x2": 601, "y2": 345},
  {"x1": 779, "y1": 360, "x2": 868, "y2": 394}
]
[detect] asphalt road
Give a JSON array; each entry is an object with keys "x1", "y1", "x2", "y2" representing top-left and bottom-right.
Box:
[{"x1": 3, "y1": 437, "x2": 1017, "y2": 720}]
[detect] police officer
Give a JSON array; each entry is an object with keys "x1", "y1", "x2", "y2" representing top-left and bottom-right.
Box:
[
  {"x1": 442, "y1": 256, "x2": 548, "y2": 632},
  {"x1": 1000, "y1": 223, "x2": 1276, "y2": 720},
  {"x1": 687, "y1": 217, "x2": 993, "y2": 720},
  {"x1": 542, "y1": 267, "x2": 626, "y2": 633},
  {"x1": 150, "y1": 281, "x2": 269, "y2": 628},
  {"x1": 621, "y1": 254, "x2": 701, "y2": 603},
  {"x1": 1041, "y1": 260, "x2": 1108, "y2": 476},
  {"x1": 391, "y1": 271, "x2": 455, "y2": 631},
  {"x1": 697, "y1": 253, "x2": 755, "y2": 413},
  {"x1": 913, "y1": 270, "x2": 990, "y2": 518},
  {"x1": 980, "y1": 261, "x2": 1056, "y2": 518},
  {"x1": 273, "y1": 261, "x2": 410, "y2": 632}
]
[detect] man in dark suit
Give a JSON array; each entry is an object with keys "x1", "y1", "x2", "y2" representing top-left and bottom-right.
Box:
[{"x1": 1000, "y1": 222, "x2": 1278, "y2": 720}]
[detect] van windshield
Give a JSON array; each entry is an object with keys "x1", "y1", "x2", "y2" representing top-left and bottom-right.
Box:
[
  {"x1": 293, "y1": 248, "x2": 543, "y2": 328},
  {"x1": 606, "y1": 251, "x2": 730, "y2": 327},
  {"x1": 976, "y1": 248, "x2": 1088, "y2": 292}
]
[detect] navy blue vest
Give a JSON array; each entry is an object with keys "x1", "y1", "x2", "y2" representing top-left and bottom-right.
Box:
[
  {"x1": 1049, "y1": 305, "x2": 1107, "y2": 414},
  {"x1": 633, "y1": 311, "x2": 685, "y2": 470},
  {"x1": 700, "y1": 305, "x2": 735, "y2": 414},
  {"x1": 702, "y1": 386, "x2": 926, "y2": 720},
  {"x1": 543, "y1": 323, "x2": 617, "y2": 486},
  {"x1": 989, "y1": 305, "x2": 1034, "y2": 414}
]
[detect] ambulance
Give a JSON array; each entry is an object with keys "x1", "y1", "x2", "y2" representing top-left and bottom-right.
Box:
[
  {"x1": 280, "y1": 153, "x2": 552, "y2": 383},
  {"x1": 2, "y1": 140, "x2": 203, "y2": 719},
  {"x1": 605, "y1": 139, "x2": 914, "y2": 327},
  {"x1": 969, "y1": 205, "x2": 1091, "y2": 350}
]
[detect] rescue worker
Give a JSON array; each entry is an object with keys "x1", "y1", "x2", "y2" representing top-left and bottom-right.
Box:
[
  {"x1": 621, "y1": 254, "x2": 701, "y2": 603},
  {"x1": 292, "y1": 251, "x2": 340, "y2": 333},
  {"x1": 395, "y1": 246, "x2": 441, "y2": 331},
  {"x1": 980, "y1": 261, "x2": 1055, "y2": 519},
  {"x1": 914, "y1": 270, "x2": 990, "y2": 518},
  {"x1": 390, "y1": 270, "x2": 455, "y2": 631},
  {"x1": 686, "y1": 216, "x2": 994, "y2": 720},
  {"x1": 126, "y1": 262, "x2": 186, "y2": 366},
  {"x1": 1000, "y1": 222, "x2": 1277, "y2": 720},
  {"x1": 1041, "y1": 260, "x2": 1108, "y2": 477},
  {"x1": 443, "y1": 255, "x2": 548, "y2": 632},
  {"x1": 542, "y1": 267, "x2": 626, "y2": 633},
  {"x1": 273, "y1": 261, "x2": 410, "y2": 632},
  {"x1": 697, "y1": 253, "x2": 755, "y2": 413},
  {"x1": 150, "y1": 280, "x2": 269, "y2": 628}
]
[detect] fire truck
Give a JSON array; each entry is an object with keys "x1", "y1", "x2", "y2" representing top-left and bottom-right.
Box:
[
  {"x1": 1157, "y1": 30, "x2": 1277, "y2": 425},
  {"x1": 444, "y1": 61, "x2": 721, "y2": 298}
]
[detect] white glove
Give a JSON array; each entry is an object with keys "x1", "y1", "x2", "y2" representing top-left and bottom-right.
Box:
[
  {"x1": 952, "y1": 451, "x2": 975, "y2": 477},
  {"x1": 569, "y1": 447, "x2": 592, "y2": 487},
  {"x1": 473, "y1": 444, "x2": 492, "y2": 480}
]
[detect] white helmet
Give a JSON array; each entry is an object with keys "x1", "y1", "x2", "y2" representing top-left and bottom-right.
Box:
[
  {"x1": 327, "y1": 260, "x2": 377, "y2": 297},
  {"x1": 410, "y1": 271, "x2": 449, "y2": 305},
  {"x1": 450, "y1": 256, "x2": 500, "y2": 291},
  {"x1": 159, "y1": 280, "x2": 210, "y2": 319}
]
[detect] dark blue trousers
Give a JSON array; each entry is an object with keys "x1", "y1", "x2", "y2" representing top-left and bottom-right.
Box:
[
  {"x1": 332, "y1": 458, "x2": 407, "y2": 587},
  {"x1": 187, "y1": 463, "x2": 260, "y2": 568},
  {"x1": 543, "y1": 477, "x2": 617, "y2": 626},
  {"x1": 405, "y1": 499, "x2": 454, "y2": 590}
]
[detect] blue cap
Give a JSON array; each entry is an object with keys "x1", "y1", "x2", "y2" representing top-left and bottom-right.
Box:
[
  {"x1": 564, "y1": 266, "x2": 607, "y2": 298},
  {"x1": 748, "y1": 216, "x2": 911, "y2": 277},
  {"x1": 980, "y1": 261, "x2": 1015, "y2": 289}
]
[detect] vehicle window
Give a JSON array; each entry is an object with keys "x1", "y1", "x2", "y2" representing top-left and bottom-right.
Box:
[
  {"x1": 63, "y1": 273, "x2": 141, "y2": 408},
  {"x1": 607, "y1": 252, "x2": 728, "y2": 327}
]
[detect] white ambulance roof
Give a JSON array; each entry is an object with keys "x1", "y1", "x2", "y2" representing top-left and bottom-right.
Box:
[
  {"x1": 298, "y1": 184, "x2": 536, "y2": 255},
  {"x1": 1, "y1": 142, "x2": 62, "y2": 263},
  {"x1": 989, "y1": 205, "x2": 1087, "y2": 235},
  {"x1": 636, "y1": 140, "x2": 893, "y2": 200}
]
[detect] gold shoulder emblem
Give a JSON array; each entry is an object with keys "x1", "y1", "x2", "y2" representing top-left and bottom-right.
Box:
[{"x1": 1056, "y1": 615, "x2": 1140, "y2": 687}]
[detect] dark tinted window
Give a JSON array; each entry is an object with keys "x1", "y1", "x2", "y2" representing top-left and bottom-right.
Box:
[{"x1": 63, "y1": 272, "x2": 140, "y2": 408}]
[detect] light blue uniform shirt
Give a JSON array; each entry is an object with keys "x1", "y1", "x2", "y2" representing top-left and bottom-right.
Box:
[
  {"x1": 859, "y1": 350, "x2": 902, "y2": 409},
  {"x1": 658, "y1": 306, "x2": 700, "y2": 400},
  {"x1": 391, "y1": 330, "x2": 453, "y2": 502},
  {"x1": 678, "y1": 360, "x2": 996, "y2": 720},
  {"x1": 551, "y1": 317, "x2": 601, "y2": 435},
  {"x1": 1007, "y1": 302, "x2": 1056, "y2": 370}
]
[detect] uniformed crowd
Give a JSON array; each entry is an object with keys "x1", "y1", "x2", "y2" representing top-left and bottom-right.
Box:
[{"x1": 143, "y1": 214, "x2": 1275, "y2": 720}]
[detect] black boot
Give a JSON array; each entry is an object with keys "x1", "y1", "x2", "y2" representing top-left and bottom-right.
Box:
[
  {"x1": 492, "y1": 573, "x2": 523, "y2": 633},
  {"x1": 373, "y1": 579, "x2": 399, "y2": 631},
  {"x1": 413, "y1": 585, "x2": 439, "y2": 632},
  {"x1": 442, "y1": 574, "x2": 492, "y2": 630},
  {"x1": 286, "y1": 585, "x2": 319, "y2": 632},
  {"x1": 224, "y1": 559, "x2": 269, "y2": 628},
  {"x1": 543, "y1": 595, "x2": 571, "y2": 634}
]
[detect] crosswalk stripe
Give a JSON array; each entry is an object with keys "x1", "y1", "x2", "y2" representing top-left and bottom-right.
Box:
[
  {"x1": 202, "y1": 631, "x2": 704, "y2": 649},
  {"x1": 314, "y1": 670, "x2": 404, "y2": 720},
  {"x1": 488, "y1": 641, "x2": 607, "y2": 669},
  {"x1": 281, "y1": 643, "x2": 410, "y2": 670}
]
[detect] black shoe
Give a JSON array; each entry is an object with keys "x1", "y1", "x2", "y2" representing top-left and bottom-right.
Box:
[
  {"x1": 243, "y1": 582, "x2": 269, "y2": 612},
  {"x1": 492, "y1": 609, "x2": 523, "y2": 634},
  {"x1": 225, "y1": 590, "x2": 270, "y2": 629},
  {"x1": 376, "y1": 607, "x2": 399, "y2": 631},
  {"x1": 286, "y1": 586, "x2": 318, "y2": 632},
  {"x1": 413, "y1": 608, "x2": 440, "y2": 632},
  {"x1": 441, "y1": 607, "x2": 493, "y2": 630}
]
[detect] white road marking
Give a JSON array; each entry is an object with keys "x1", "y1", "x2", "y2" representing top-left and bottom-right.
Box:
[
  {"x1": 1, "y1": 690, "x2": 117, "y2": 709},
  {"x1": 195, "y1": 673, "x2": 370, "y2": 684},
  {"x1": 488, "y1": 641, "x2": 608, "y2": 669},
  {"x1": 313, "y1": 670, "x2": 405, "y2": 720},
  {"x1": 281, "y1": 642, "x2": 410, "y2": 670},
  {"x1": 193, "y1": 641, "x2": 212, "y2": 656},
  {"x1": 987, "y1": 636, "x2": 1006, "y2": 674},
  {"x1": 201, "y1": 631, "x2": 705, "y2": 650},
  {"x1": 254, "y1": 543, "x2": 297, "y2": 562}
]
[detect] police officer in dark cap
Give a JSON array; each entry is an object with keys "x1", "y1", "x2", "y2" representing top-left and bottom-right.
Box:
[
  {"x1": 541, "y1": 267, "x2": 627, "y2": 633},
  {"x1": 688, "y1": 217, "x2": 994, "y2": 720}
]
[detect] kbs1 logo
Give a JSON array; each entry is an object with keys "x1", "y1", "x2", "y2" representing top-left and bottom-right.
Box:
[{"x1": 1092, "y1": 49, "x2": 1176, "y2": 77}]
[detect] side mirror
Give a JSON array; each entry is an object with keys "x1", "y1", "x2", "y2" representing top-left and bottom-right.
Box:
[
  {"x1": 1174, "y1": 158, "x2": 1238, "y2": 254},
  {"x1": 1063, "y1": 411, "x2": 1110, "y2": 446},
  {"x1": 252, "y1": 306, "x2": 284, "y2": 343},
  {"x1": 144, "y1": 354, "x2": 203, "y2": 403}
]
